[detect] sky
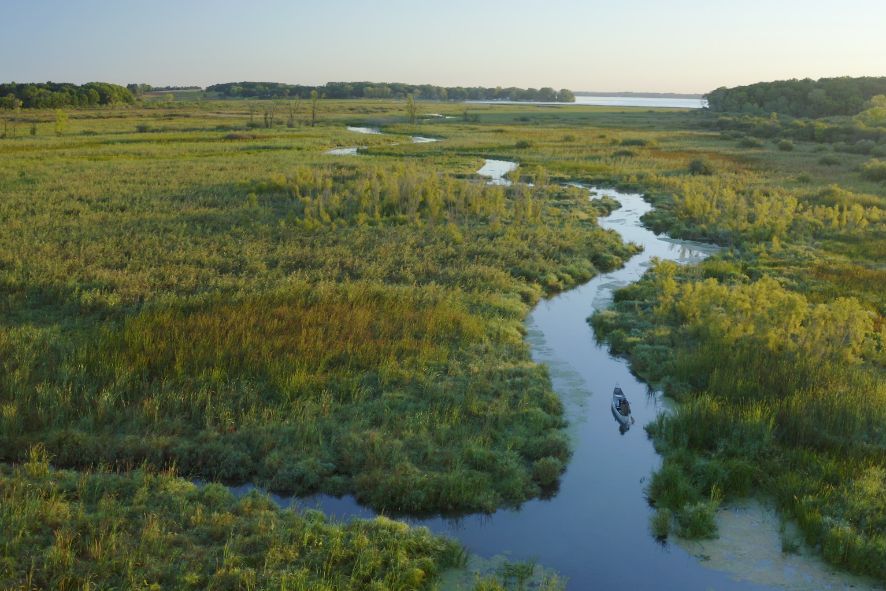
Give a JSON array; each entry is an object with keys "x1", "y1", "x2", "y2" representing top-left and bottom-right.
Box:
[{"x1": 3, "y1": 0, "x2": 885, "y2": 94}]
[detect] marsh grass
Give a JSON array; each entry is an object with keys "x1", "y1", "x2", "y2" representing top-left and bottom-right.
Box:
[
  {"x1": 0, "y1": 100, "x2": 641, "y2": 516},
  {"x1": 0, "y1": 456, "x2": 464, "y2": 590},
  {"x1": 2, "y1": 97, "x2": 883, "y2": 581}
]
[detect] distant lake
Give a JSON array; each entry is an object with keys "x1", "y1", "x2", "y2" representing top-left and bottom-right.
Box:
[
  {"x1": 575, "y1": 95, "x2": 706, "y2": 108},
  {"x1": 468, "y1": 95, "x2": 707, "y2": 109}
]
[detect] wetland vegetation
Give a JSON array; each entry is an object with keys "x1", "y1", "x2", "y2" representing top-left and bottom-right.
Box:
[{"x1": 1, "y1": 82, "x2": 884, "y2": 587}]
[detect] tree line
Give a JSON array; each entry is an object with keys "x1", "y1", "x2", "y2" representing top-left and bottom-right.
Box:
[
  {"x1": 207, "y1": 81, "x2": 576, "y2": 102},
  {"x1": 705, "y1": 76, "x2": 886, "y2": 117},
  {"x1": 0, "y1": 82, "x2": 136, "y2": 109}
]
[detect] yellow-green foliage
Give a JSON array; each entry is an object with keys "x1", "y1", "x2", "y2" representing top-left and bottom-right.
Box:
[
  {"x1": 596, "y1": 257, "x2": 885, "y2": 580},
  {"x1": 3, "y1": 97, "x2": 885, "y2": 582},
  {"x1": 855, "y1": 95, "x2": 886, "y2": 128},
  {"x1": 0, "y1": 459, "x2": 463, "y2": 590}
]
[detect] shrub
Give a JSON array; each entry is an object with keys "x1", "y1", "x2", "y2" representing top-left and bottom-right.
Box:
[
  {"x1": 861, "y1": 159, "x2": 886, "y2": 181},
  {"x1": 738, "y1": 137, "x2": 763, "y2": 148},
  {"x1": 849, "y1": 139, "x2": 877, "y2": 155},
  {"x1": 621, "y1": 138, "x2": 650, "y2": 147},
  {"x1": 819, "y1": 155, "x2": 841, "y2": 166},
  {"x1": 135, "y1": 124, "x2": 153, "y2": 133},
  {"x1": 778, "y1": 140, "x2": 795, "y2": 151},
  {"x1": 515, "y1": 139, "x2": 534, "y2": 149},
  {"x1": 531, "y1": 457, "x2": 564, "y2": 488},
  {"x1": 612, "y1": 149, "x2": 635, "y2": 158},
  {"x1": 688, "y1": 159, "x2": 714, "y2": 175}
]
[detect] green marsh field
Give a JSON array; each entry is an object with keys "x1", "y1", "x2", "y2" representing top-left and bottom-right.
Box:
[{"x1": 1, "y1": 94, "x2": 884, "y2": 588}]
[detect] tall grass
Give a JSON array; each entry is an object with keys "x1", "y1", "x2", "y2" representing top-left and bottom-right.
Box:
[{"x1": 0, "y1": 456, "x2": 465, "y2": 590}]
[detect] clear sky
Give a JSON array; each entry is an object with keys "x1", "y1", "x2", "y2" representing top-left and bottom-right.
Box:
[{"x1": 3, "y1": 0, "x2": 884, "y2": 94}]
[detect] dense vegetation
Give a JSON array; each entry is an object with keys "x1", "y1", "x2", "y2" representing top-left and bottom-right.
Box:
[
  {"x1": 590, "y1": 108, "x2": 885, "y2": 578},
  {"x1": 1, "y1": 94, "x2": 883, "y2": 585},
  {"x1": 0, "y1": 100, "x2": 635, "y2": 524},
  {"x1": 0, "y1": 446, "x2": 464, "y2": 590},
  {"x1": 0, "y1": 82, "x2": 135, "y2": 109},
  {"x1": 705, "y1": 76, "x2": 886, "y2": 117},
  {"x1": 207, "y1": 81, "x2": 576, "y2": 102}
]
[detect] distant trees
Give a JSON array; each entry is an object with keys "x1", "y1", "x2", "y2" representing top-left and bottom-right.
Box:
[
  {"x1": 705, "y1": 77, "x2": 886, "y2": 117},
  {"x1": 0, "y1": 82, "x2": 135, "y2": 109},
  {"x1": 1, "y1": 93, "x2": 22, "y2": 110},
  {"x1": 126, "y1": 83, "x2": 153, "y2": 97},
  {"x1": 206, "y1": 81, "x2": 577, "y2": 103}
]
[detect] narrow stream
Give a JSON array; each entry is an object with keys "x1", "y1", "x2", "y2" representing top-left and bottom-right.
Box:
[
  {"x1": 225, "y1": 156, "x2": 875, "y2": 589},
  {"x1": 326, "y1": 126, "x2": 440, "y2": 154}
]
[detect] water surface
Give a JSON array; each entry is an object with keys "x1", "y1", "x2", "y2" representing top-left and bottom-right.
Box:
[
  {"x1": 468, "y1": 96, "x2": 707, "y2": 109},
  {"x1": 477, "y1": 159, "x2": 518, "y2": 185}
]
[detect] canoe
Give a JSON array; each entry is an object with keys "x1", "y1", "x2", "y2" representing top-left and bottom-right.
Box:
[{"x1": 611, "y1": 386, "x2": 633, "y2": 425}]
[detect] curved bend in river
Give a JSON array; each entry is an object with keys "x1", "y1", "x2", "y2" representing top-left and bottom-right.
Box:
[{"x1": 228, "y1": 162, "x2": 870, "y2": 590}]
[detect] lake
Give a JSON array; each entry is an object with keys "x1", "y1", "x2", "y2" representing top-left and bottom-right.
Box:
[{"x1": 468, "y1": 95, "x2": 707, "y2": 109}]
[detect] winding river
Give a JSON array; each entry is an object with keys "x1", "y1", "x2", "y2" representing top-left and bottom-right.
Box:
[{"x1": 238, "y1": 141, "x2": 878, "y2": 589}]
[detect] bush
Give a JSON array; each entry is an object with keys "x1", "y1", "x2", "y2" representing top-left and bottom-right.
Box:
[
  {"x1": 739, "y1": 137, "x2": 763, "y2": 148},
  {"x1": 135, "y1": 124, "x2": 153, "y2": 133},
  {"x1": 612, "y1": 149, "x2": 635, "y2": 158},
  {"x1": 819, "y1": 155, "x2": 841, "y2": 166},
  {"x1": 621, "y1": 138, "x2": 650, "y2": 147},
  {"x1": 849, "y1": 139, "x2": 877, "y2": 155},
  {"x1": 515, "y1": 139, "x2": 534, "y2": 149},
  {"x1": 688, "y1": 159, "x2": 714, "y2": 175},
  {"x1": 861, "y1": 159, "x2": 886, "y2": 181},
  {"x1": 531, "y1": 457, "x2": 564, "y2": 488},
  {"x1": 778, "y1": 140, "x2": 795, "y2": 151}
]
